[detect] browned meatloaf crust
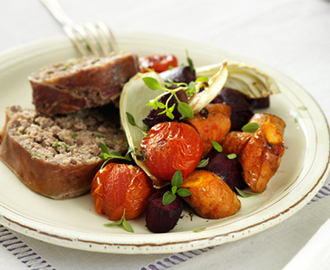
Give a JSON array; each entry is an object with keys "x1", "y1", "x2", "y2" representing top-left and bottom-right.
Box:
[
  {"x1": 29, "y1": 51, "x2": 139, "y2": 116},
  {"x1": 0, "y1": 105, "x2": 128, "y2": 199}
]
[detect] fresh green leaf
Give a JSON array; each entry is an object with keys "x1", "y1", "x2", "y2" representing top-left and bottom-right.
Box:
[
  {"x1": 177, "y1": 188, "x2": 192, "y2": 197},
  {"x1": 241, "y1": 122, "x2": 260, "y2": 133},
  {"x1": 178, "y1": 102, "x2": 194, "y2": 119},
  {"x1": 99, "y1": 141, "x2": 110, "y2": 155},
  {"x1": 146, "y1": 100, "x2": 158, "y2": 110},
  {"x1": 171, "y1": 186, "x2": 178, "y2": 194},
  {"x1": 171, "y1": 170, "x2": 183, "y2": 188},
  {"x1": 126, "y1": 112, "x2": 149, "y2": 136},
  {"x1": 227, "y1": 153, "x2": 237, "y2": 159},
  {"x1": 235, "y1": 188, "x2": 260, "y2": 198},
  {"x1": 142, "y1": 77, "x2": 164, "y2": 90},
  {"x1": 163, "y1": 191, "x2": 177, "y2": 205},
  {"x1": 126, "y1": 112, "x2": 137, "y2": 126},
  {"x1": 109, "y1": 151, "x2": 124, "y2": 157},
  {"x1": 193, "y1": 227, "x2": 206, "y2": 233},
  {"x1": 104, "y1": 220, "x2": 122, "y2": 227},
  {"x1": 197, "y1": 158, "x2": 209, "y2": 168},
  {"x1": 166, "y1": 109, "x2": 175, "y2": 120},
  {"x1": 157, "y1": 102, "x2": 166, "y2": 109},
  {"x1": 72, "y1": 133, "x2": 78, "y2": 139},
  {"x1": 104, "y1": 209, "x2": 134, "y2": 233},
  {"x1": 186, "y1": 50, "x2": 195, "y2": 72},
  {"x1": 195, "y1": 76, "x2": 208, "y2": 83},
  {"x1": 122, "y1": 220, "x2": 134, "y2": 233},
  {"x1": 211, "y1": 141, "x2": 223, "y2": 152}
]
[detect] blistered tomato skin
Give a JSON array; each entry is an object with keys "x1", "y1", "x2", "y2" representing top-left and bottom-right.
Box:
[
  {"x1": 139, "y1": 54, "x2": 178, "y2": 73},
  {"x1": 91, "y1": 163, "x2": 153, "y2": 221},
  {"x1": 141, "y1": 122, "x2": 204, "y2": 181}
]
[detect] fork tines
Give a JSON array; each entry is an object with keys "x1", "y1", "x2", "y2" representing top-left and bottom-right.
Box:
[{"x1": 64, "y1": 22, "x2": 119, "y2": 57}]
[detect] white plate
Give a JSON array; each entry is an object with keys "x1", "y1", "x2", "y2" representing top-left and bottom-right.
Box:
[{"x1": 0, "y1": 33, "x2": 329, "y2": 254}]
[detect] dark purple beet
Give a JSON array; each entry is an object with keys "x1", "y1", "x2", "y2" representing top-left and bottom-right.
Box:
[
  {"x1": 246, "y1": 96, "x2": 270, "y2": 109},
  {"x1": 146, "y1": 192, "x2": 183, "y2": 233},
  {"x1": 212, "y1": 88, "x2": 254, "y2": 131},
  {"x1": 160, "y1": 66, "x2": 196, "y2": 84},
  {"x1": 202, "y1": 149, "x2": 247, "y2": 191},
  {"x1": 143, "y1": 90, "x2": 189, "y2": 127}
]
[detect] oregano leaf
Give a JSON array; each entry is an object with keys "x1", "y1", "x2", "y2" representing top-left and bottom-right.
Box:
[
  {"x1": 227, "y1": 153, "x2": 237, "y2": 159},
  {"x1": 171, "y1": 170, "x2": 183, "y2": 188},
  {"x1": 177, "y1": 188, "x2": 192, "y2": 197},
  {"x1": 178, "y1": 102, "x2": 194, "y2": 119},
  {"x1": 163, "y1": 191, "x2": 177, "y2": 206},
  {"x1": 143, "y1": 77, "x2": 163, "y2": 90},
  {"x1": 197, "y1": 158, "x2": 209, "y2": 168},
  {"x1": 241, "y1": 122, "x2": 260, "y2": 133},
  {"x1": 211, "y1": 141, "x2": 223, "y2": 152}
]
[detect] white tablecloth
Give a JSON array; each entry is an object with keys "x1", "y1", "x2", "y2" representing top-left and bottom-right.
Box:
[{"x1": 1, "y1": 0, "x2": 330, "y2": 269}]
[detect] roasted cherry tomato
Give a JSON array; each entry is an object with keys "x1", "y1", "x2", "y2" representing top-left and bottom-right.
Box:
[
  {"x1": 91, "y1": 163, "x2": 153, "y2": 221},
  {"x1": 141, "y1": 122, "x2": 204, "y2": 181},
  {"x1": 139, "y1": 53, "x2": 178, "y2": 73}
]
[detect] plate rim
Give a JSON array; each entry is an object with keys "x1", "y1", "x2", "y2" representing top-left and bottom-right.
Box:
[{"x1": 0, "y1": 33, "x2": 329, "y2": 254}]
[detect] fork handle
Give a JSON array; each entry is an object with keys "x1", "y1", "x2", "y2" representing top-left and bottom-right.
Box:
[{"x1": 40, "y1": 0, "x2": 74, "y2": 26}]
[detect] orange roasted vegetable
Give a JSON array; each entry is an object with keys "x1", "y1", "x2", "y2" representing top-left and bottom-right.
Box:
[
  {"x1": 240, "y1": 121, "x2": 285, "y2": 193},
  {"x1": 141, "y1": 121, "x2": 204, "y2": 181},
  {"x1": 91, "y1": 163, "x2": 153, "y2": 221},
  {"x1": 249, "y1": 113, "x2": 286, "y2": 135},
  {"x1": 185, "y1": 103, "x2": 231, "y2": 156},
  {"x1": 182, "y1": 170, "x2": 241, "y2": 219},
  {"x1": 221, "y1": 131, "x2": 253, "y2": 155}
]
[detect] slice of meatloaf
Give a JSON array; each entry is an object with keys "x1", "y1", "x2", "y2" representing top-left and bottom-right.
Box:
[
  {"x1": 29, "y1": 51, "x2": 139, "y2": 116},
  {"x1": 0, "y1": 105, "x2": 128, "y2": 199}
]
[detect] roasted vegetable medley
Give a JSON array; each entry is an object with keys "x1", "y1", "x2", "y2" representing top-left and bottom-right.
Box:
[{"x1": 91, "y1": 53, "x2": 285, "y2": 233}]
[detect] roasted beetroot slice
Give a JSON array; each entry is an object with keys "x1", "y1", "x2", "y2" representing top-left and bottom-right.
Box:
[
  {"x1": 160, "y1": 66, "x2": 196, "y2": 84},
  {"x1": 212, "y1": 88, "x2": 254, "y2": 131},
  {"x1": 246, "y1": 96, "x2": 270, "y2": 109},
  {"x1": 145, "y1": 192, "x2": 183, "y2": 233},
  {"x1": 203, "y1": 150, "x2": 247, "y2": 191}
]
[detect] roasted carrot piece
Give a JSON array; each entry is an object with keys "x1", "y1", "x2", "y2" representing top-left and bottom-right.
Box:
[
  {"x1": 249, "y1": 113, "x2": 286, "y2": 135},
  {"x1": 185, "y1": 104, "x2": 231, "y2": 156},
  {"x1": 221, "y1": 131, "x2": 253, "y2": 155},
  {"x1": 182, "y1": 170, "x2": 241, "y2": 219},
  {"x1": 240, "y1": 121, "x2": 285, "y2": 193}
]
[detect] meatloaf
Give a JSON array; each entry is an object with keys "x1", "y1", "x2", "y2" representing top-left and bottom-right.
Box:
[
  {"x1": 29, "y1": 51, "x2": 139, "y2": 116},
  {"x1": 0, "y1": 105, "x2": 128, "y2": 199}
]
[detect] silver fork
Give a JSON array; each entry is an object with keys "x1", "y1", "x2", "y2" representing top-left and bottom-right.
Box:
[{"x1": 40, "y1": 0, "x2": 119, "y2": 57}]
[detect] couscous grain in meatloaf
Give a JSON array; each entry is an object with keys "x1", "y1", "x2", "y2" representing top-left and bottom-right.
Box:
[{"x1": 0, "y1": 105, "x2": 128, "y2": 199}]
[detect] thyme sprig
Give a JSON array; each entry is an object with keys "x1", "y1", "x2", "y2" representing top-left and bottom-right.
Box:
[
  {"x1": 98, "y1": 142, "x2": 133, "y2": 169},
  {"x1": 142, "y1": 76, "x2": 208, "y2": 121},
  {"x1": 104, "y1": 209, "x2": 134, "y2": 233}
]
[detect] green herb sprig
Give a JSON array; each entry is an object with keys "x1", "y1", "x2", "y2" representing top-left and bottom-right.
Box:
[
  {"x1": 104, "y1": 209, "x2": 134, "y2": 233},
  {"x1": 241, "y1": 122, "x2": 260, "y2": 133},
  {"x1": 99, "y1": 142, "x2": 133, "y2": 169},
  {"x1": 235, "y1": 188, "x2": 260, "y2": 198},
  {"x1": 163, "y1": 170, "x2": 192, "y2": 205},
  {"x1": 211, "y1": 141, "x2": 237, "y2": 159},
  {"x1": 126, "y1": 112, "x2": 149, "y2": 136},
  {"x1": 143, "y1": 76, "x2": 196, "y2": 120}
]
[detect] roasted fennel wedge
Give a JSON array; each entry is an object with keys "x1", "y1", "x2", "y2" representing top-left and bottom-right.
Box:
[
  {"x1": 196, "y1": 61, "x2": 280, "y2": 98},
  {"x1": 119, "y1": 62, "x2": 228, "y2": 187}
]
